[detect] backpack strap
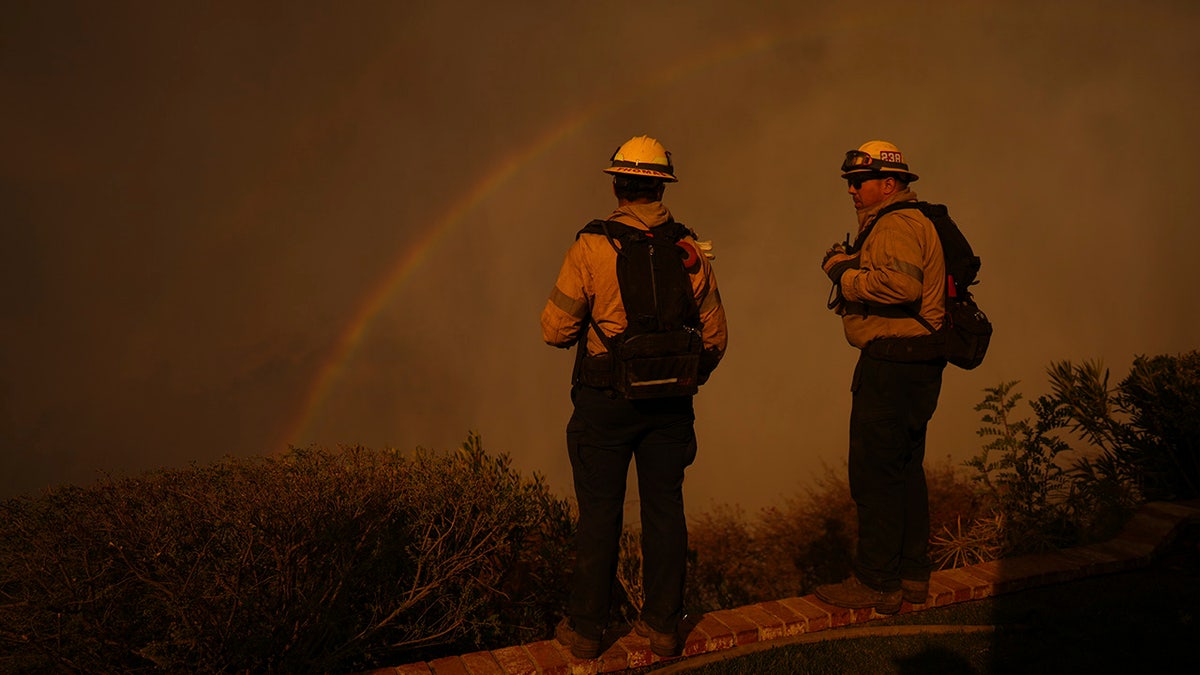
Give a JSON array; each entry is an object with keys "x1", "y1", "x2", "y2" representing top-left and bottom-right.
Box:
[
  {"x1": 571, "y1": 315, "x2": 619, "y2": 388},
  {"x1": 850, "y1": 200, "x2": 926, "y2": 252},
  {"x1": 579, "y1": 219, "x2": 639, "y2": 259},
  {"x1": 577, "y1": 218, "x2": 694, "y2": 247},
  {"x1": 572, "y1": 218, "x2": 666, "y2": 355},
  {"x1": 850, "y1": 201, "x2": 937, "y2": 333}
]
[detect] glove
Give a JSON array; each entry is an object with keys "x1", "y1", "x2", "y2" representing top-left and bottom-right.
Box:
[
  {"x1": 822, "y1": 251, "x2": 859, "y2": 284},
  {"x1": 821, "y1": 241, "x2": 847, "y2": 266}
]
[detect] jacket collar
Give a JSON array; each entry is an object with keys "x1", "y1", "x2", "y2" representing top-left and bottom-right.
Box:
[
  {"x1": 609, "y1": 201, "x2": 672, "y2": 231},
  {"x1": 856, "y1": 187, "x2": 920, "y2": 231}
]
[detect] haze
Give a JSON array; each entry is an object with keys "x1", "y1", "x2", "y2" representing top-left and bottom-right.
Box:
[{"x1": 3, "y1": 2, "x2": 1198, "y2": 512}]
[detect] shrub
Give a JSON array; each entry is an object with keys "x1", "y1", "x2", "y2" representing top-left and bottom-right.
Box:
[
  {"x1": 1110, "y1": 352, "x2": 1199, "y2": 500},
  {"x1": 755, "y1": 465, "x2": 858, "y2": 596},
  {"x1": 0, "y1": 434, "x2": 573, "y2": 673},
  {"x1": 963, "y1": 351, "x2": 1198, "y2": 557},
  {"x1": 966, "y1": 380, "x2": 1077, "y2": 555},
  {"x1": 682, "y1": 458, "x2": 979, "y2": 611},
  {"x1": 685, "y1": 504, "x2": 779, "y2": 612}
]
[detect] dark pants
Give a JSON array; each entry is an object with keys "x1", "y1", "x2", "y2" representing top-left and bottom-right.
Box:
[
  {"x1": 566, "y1": 384, "x2": 697, "y2": 640},
  {"x1": 848, "y1": 351, "x2": 944, "y2": 593}
]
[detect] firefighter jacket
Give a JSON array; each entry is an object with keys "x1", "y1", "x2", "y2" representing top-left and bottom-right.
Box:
[
  {"x1": 837, "y1": 188, "x2": 946, "y2": 349},
  {"x1": 541, "y1": 200, "x2": 727, "y2": 372}
]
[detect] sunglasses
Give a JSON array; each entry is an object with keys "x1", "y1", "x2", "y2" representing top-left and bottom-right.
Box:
[{"x1": 846, "y1": 173, "x2": 887, "y2": 189}]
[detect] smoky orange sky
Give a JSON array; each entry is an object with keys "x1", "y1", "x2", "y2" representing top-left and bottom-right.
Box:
[{"x1": 3, "y1": 2, "x2": 1198, "y2": 512}]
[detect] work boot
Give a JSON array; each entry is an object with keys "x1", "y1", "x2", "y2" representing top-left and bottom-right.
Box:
[
  {"x1": 814, "y1": 575, "x2": 903, "y2": 614},
  {"x1": 902, "y1": 579, "x2": 929, "y2": 604},
  {"x1": 633, "y1": 618, "x2": 680, "y2": 658},
  {"x1": 555, "y1": 618, "x2": 601, "y2": 659}
]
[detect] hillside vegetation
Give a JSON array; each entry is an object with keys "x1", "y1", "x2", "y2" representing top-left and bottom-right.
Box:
[{"x1": 2, "y1": 351, "x2": 1195, "y2": 673}]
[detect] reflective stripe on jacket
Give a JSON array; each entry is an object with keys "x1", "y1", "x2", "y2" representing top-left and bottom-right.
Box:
[
  {"x1": 541, "y1": 201, "x2": 728, "y2": 363},
  {"x1": 838, "y1": 189, "x2": 945, "y2": 349}
]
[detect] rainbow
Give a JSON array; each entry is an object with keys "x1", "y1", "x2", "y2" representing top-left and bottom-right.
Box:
[
  {"x1": 280, "y1": 109, "x2": 599, "y2": 449},
  {"x1": 280, "y1": 28, "x2": 789, "y2": 449}
]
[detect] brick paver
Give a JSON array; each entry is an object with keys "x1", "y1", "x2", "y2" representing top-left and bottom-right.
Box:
[{"x1": 777, "y1": 596, "x2": 831, "y2": 632}]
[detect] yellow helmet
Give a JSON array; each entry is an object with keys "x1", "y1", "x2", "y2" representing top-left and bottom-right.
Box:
[
  {"x1": 604, "y1": 135, "x2": 677, "y2": 182},
  {"x1": 840, "y1": 140, "x2": 919, "y2": 182}
]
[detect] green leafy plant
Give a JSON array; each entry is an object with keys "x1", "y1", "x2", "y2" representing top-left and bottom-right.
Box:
[
  {"x1": 966, "y1": 380, "x2": 1076, "y2": 554},
  {"x1": 965, "y1": 351, "x2": 1198, "y2": 557}
]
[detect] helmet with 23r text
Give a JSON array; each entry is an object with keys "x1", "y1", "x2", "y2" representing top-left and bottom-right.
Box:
[{"x1": 840, "y1": 140, "x2": 919, "y2": 182}]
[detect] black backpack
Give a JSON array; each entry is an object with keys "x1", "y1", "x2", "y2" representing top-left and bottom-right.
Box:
[
  {"x1": 572, "y1": 219, "x2": 704, "y2": 398},
  {"x1": 859, "y1": 201, "x2": 992, "y2": 370}
]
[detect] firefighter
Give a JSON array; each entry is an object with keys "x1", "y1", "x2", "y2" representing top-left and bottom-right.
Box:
[
  {"x1": 815, "y1": 140, "x2": 946, "y2": 614},
  {"x1": 541, "y1": 135, "x2": 727, "y2": 658}
]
